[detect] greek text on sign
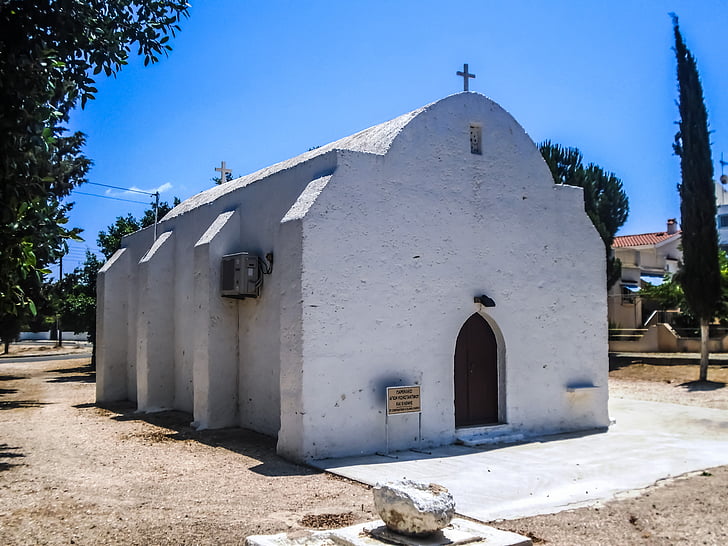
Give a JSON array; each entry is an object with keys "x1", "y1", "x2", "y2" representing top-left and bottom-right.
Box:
[{"x1": 387, "y1": 386, "x2": 421, "y2": 415}]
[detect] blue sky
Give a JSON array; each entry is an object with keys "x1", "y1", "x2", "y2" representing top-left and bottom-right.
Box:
[{"x1": 60, "y1": 0, "x2": 728, "y2": 274}]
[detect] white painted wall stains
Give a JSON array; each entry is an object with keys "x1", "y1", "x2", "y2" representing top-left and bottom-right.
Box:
[{"x1": 97, "y1": 93, "x2": 608, "y2": 463}]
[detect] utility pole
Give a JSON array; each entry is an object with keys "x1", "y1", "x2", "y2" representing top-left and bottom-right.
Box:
[
  {"x1": 153, "y1": 191, "x2": 160, "y2": 240},
  {"x1": 56, "y1": 254, "x2": 63, "y2": 348}
]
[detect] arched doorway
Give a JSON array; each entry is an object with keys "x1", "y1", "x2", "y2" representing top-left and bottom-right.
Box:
[{"x1": 454, "y1": 313, "x2": 499, "y2": 427}]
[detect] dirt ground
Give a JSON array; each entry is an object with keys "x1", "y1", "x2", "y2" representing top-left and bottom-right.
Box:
[{"x1": 0, "y1": 350, "x2": 727, "y2": 545}]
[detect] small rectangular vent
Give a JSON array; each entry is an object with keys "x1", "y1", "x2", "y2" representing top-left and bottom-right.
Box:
[{"x1": 470, "y1": 124, "x2": 482, "y2": 155}]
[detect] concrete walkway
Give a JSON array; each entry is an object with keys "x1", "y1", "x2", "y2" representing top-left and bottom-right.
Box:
[{"x1": 312, "y1": 397, "x2": 728, "y2": 522}]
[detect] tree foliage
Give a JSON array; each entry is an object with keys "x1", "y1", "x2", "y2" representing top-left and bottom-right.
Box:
[
  {"x1": 0, "y1": 129, "x2": 89, "y2": 316},
  {"x1": 2, "y1": 192, "x2": 180, "y2": 353},
  {"x1": 0, "y1": 313, "x2": 22, "y2": 354},
  {"x1": 0, "y1": 271, "x2": 59, "y2": 353},
  {"x1": 539, "y1": 141, "x2": 629, "y2": 288},
  {"x1": 58, "y1": 251, "x2": 103, "y2": 336},
  {"x1": 97, "y1": 198, "x2": 180, "y2": 259},
  {"x1": 213, "y1": 172, "x2": 236, "y2": 185},
  {"x1": 0, "y1": 0, "x2": 189, "y2": 316},
  {"x1": 671, "y1": 15, "x2": 720, "y2": 380},
  {"x1": 96, "y1": 214, "x2": 142, "y2": 261},
  {"x1": 639, "y1": 275, "x2": 685, "y2": 313},
  {"x1": 640, "y1": 253, "x2": 728, "y2": 326},
  {"x1": 671, "y1": 15, "x2": 721, "y2": 322}
]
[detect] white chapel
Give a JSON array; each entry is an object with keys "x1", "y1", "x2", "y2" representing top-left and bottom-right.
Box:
[{"x1": 96, "y1": 92, "x2": 609, "y2": 462}]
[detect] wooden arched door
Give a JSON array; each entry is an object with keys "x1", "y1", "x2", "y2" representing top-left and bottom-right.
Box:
[{"x1": 454, "y1": 313, "x2": 499, "y2": 427}]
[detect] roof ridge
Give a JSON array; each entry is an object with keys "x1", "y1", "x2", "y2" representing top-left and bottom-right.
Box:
[
  {"x1": 614, "y1": 229, "x2": 680, "y2": 237},
  {"x1": 163, "y1": 102, "x2": 433, "y2": 221},
  {"x1": 613, "y1": 230, "x2": 682, "y2": 248}
]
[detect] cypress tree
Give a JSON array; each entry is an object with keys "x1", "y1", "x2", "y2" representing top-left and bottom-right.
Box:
[{"x1": 672, "y1": 14, "x2": 720, "y2": 381}]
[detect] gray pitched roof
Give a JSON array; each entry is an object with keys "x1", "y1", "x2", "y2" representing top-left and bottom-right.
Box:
[{"x1": 165, "y1": 102, "x2": 430, "y2": 220}]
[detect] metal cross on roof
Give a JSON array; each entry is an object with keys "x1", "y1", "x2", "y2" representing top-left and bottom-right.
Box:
[
  {"x1": 456, "y1": 63, "x2": 476, "y2": 92},
  {"x1": 215, "y1": 160, "x2": 232, "y2": 183}
]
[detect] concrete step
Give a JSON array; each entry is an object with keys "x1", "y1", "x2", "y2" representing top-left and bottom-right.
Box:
[{"x1": 454, "y1": 425, "x2": 525, "y2": 447}]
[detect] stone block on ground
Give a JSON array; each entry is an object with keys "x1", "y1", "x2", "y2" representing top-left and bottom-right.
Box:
[{"x1": 373, "y1": 479, "x2": 455, "y2": 536}]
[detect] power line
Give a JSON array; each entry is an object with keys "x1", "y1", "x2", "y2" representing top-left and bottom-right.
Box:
[
  {"x1": 63, "y1": 250, "x2": 101, "y2": 259},
  {"x1": 61, "y1": 243, "x2": 97, "y2": 253},
  {"x1": 85, "y1": 181, "x2": 158, "y2": 196},
  {"x1": 64, "y1": 253, "x2": 94, "y2": 260},
  {"x1": 73, "y1": 191, "x2": 149, "y2": 205},
  {"x1": 67, "y1": 241, "x2": 100, "y2": 249},
  {"x1": 74, "y1": 182, "x2": 163, "y2": 242}
]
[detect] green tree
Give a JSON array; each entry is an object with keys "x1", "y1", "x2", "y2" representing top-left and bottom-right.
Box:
[
  {"x1": 0, "y1": 0, "x2": 189, "y2": 316},
  {"x1": 213, "y1": 172, "x2": 236, "y2": 185},
  {"x1": 140, "y1": 197, "x2": 180, "y2": 227},
  {"x1": 539, "y1": 141, "x2": 629, "y2": 288},
  {"x1": 671, "y1": 14, "x2": 721, "y2": 381},
  {"x1": 57, "y1": 251, "x2": 103, "y2": 364},
  {"x1": 23, "y1": 282, "x2": 57, "y2": 334},
  {"x1": 0, "y1": 313, "x2": 22, "y2": 354},
  {"x1": 58, "y1": 251, "x2": 102, "y2": 333},
  {"x1": 0, "y1": 143, "x2": 86, "y2": 350},
  {"x1": 639, "y1": 275, "x2": 685, "y2": 313},
  {"x1": 97, "y1": 198, "x2": 180, "y2": 259},
  {"x1": 640, "y1": 252, "x2": 728, "y2": 329},
  {"x1": 0, "y1": 273, "x2": 56, "y2": 353},
  {"x1": 0, "y1": 130, "x2": 90, "y2": 317},
  {"x1": 97, "y1": 214, "x2": 141, "y2": 260}
]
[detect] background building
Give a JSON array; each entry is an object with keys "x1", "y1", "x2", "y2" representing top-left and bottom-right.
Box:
[{"x1": 608, "y1": 219, "x2": 682, "y2": 329}]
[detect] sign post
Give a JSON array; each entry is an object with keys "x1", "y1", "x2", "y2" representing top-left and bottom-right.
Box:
[{"x1": 379, "y1": 386, "x2": 423, "y2": 457}]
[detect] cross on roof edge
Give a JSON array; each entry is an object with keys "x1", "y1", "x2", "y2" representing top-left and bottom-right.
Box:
[
  {"x1": 456, "y1": 63, "x2": 476, "y2": 92},
  {"x1": 215, "y1": 160, "x2": 232, "y2": 182}
]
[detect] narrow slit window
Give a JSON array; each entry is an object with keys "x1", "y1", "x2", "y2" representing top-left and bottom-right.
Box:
[{"x1": 470, "y1": 124, "x2": 482, "y2": 155}]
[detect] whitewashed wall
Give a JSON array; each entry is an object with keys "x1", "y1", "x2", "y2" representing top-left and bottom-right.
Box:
[
  {"x1": 97, "y1": 227, "x2": 153, "y2": 403},
  {"x1": 98, "y1": 92, "x2": 608, "y2": 463},
  {"x1": 98, "y1": 150, "x2": 340, "y2": 438},
  {"x1": 280, "y1": 93, "x2": 608, "y2": 460}
]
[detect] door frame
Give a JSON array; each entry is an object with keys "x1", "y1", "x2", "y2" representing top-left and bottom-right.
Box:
[{"x1": 454, "y1": 311, "x2": 507, "y2": 428}]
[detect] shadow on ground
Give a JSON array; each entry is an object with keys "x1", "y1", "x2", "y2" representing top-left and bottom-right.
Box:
[
  {"x1": 87, "y1": 402, "x2": 317, "y2": 477},
  {"x1": 0, "y1": 375, "x2": 26, "y2": 382},
  {"x1": 0, "y1": 444, "x2": 24, "y2": 471},
  {"x1": 92, "y1": 404, "x2": 610, "y2": 477},
  {"x1": 609, "y1": 355, "x2": 643, "y2": 372},
  {"x1": 0, "y1": 371, "x2": 46, "y2": 410},
  {"x1": 47, "y1": 362, "x2": 95, "y2": 384},
  {"x1": 0, "y1": 400, "x2": 47, "y2": 410},
  {"x1": 680, "y1": 380, "x2": 727, "y2": 392}
]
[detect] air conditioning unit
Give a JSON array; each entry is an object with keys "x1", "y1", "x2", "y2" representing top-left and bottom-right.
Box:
[{"x1": 221, "y1": 252, "x2": 260, "y2": 298}]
